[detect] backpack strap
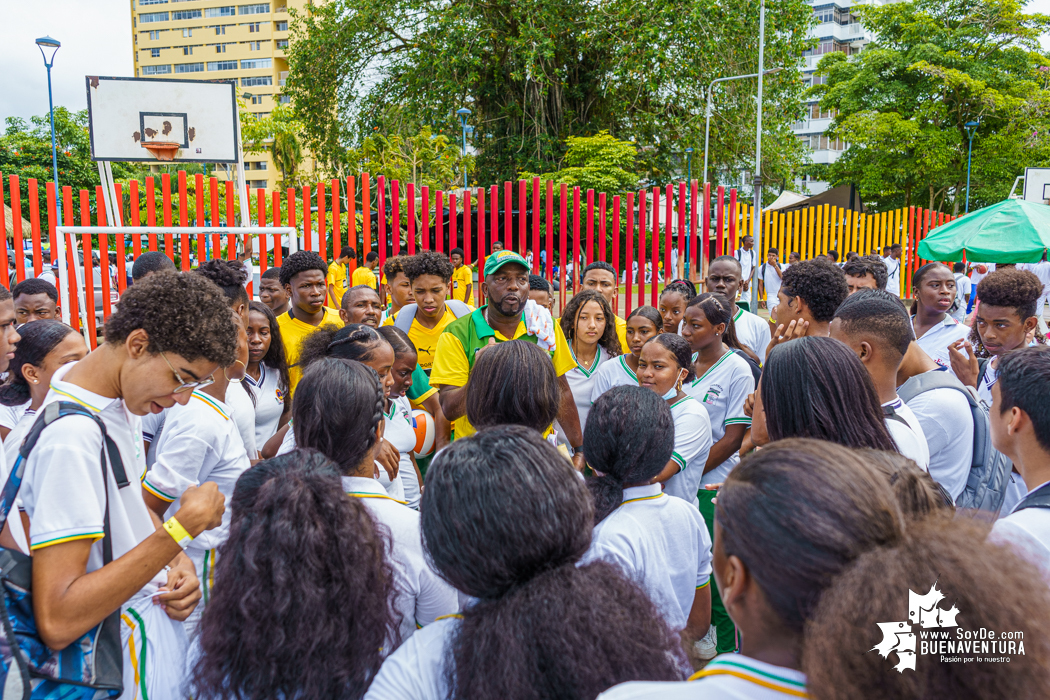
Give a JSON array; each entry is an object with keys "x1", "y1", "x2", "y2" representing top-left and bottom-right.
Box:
[
  {"x1": 1012, "y1": 481, "x2": 1050, "y2": 513},
  {"x1": 976, "y1": 357, "x2": 990, "y2": 389},
  {"x1": 881, "y1": 403, "x2": 910, "y2": 427},
  {"x1": 445, "y1": 299, "x2": 472, "y2": 318},
  {"x1": 393, "y1": 304, "x2": 417, "y2": 333},
  {"x1": 0, "y1": 402, "x2": 128, "y2": 565}
]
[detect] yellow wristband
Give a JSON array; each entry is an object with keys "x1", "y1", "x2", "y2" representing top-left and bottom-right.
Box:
[{"x1": 162, "y1": 517, "x2": 193, "y2": 550}]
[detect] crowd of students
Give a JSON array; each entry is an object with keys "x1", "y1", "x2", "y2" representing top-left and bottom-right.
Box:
[{"x1": 0, "y1": 240, "x2": 1049, "y2": 700}]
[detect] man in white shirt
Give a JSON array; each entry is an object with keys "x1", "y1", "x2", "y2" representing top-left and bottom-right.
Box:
[
  {"x1": 733, "y1": 235, "x2": 757, "y2": 298},
  {"x1": 989, "y1": 348, "x2": 1050, "y2": 584},
  {"x1": 951, "y1": 262, "x2": 972, "y2": 322},
  {"x1": 1021, "y1": 255, "x2": 1050, "y2": 331},
  {"x1": 830, "y1": 289, "x2": 930, "y2": 468},
  {"x1": 881, "y1": 244, "x2": 903, "y2": 297},
  {"x1": 757, "y1": 247, "x2": 783, "y2": 312},
  {"x1": 705, "y1": 255, "x2": 770, "y2": 360}
]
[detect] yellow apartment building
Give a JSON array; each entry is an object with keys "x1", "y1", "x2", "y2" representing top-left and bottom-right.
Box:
[{"x1": 130, "y1": 0, "x2": 314, "y2": 191}]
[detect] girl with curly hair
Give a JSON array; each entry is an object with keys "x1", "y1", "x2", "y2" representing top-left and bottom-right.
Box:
[
  {"x1": 590, "y1": 306, "x2": 664, "y2": 402},
  {"x1": 366, "y1": 425, "x2": 687, "y2": 700},
  {"x1": 557, "y1": 290, "x2": 621, "y2": 441},
  {"x1": 600, "y1": 439, "x2": 907, "y2": 699},
  {"x1": 190, "y1": 449, "x2": 400, "y2": 700},
  {"x1": 293, "y1": 358, "x2": 457, "y2": 647}
]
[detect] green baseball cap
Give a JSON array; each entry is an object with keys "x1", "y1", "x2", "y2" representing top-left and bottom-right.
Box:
[{"x1": 484, "y1": 249, "x2": 530, "y2": 276}]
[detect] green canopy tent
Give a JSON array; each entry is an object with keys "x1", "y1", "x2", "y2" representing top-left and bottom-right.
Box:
[{"x1": 917, "y1": 199, "x2": 1050, "y2": 263}]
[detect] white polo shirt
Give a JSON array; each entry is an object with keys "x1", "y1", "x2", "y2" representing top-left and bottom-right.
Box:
[
  {"x1": 883, "y1": 256, "x2": 902, "y2": 296},
  {"x1": 277, "y1": 429, "x2": 406, "y2": 501},
  {"x1": 913, "y1": 315, "x2": 970, "y2": 369},
  {"x1": 0, "y1": 399, "x2": 30, "y2": 434},
  {"x1": 3, "y1": 407, "x2": 37, "y2": 481},
  {"x1": 761, "y1": 262, "x2": 783, "y2": 305},
  {"x1": 665, "y1": 396, "x2": 713, "y2": 507},
  {"x1": 597, "y1": 653, "x2": 808, "y2": 700},
  {"x1": 990, "y1": 481, "x2": 1050, "y2": 585},
  {"x1": 683, "y1": 350, "x2": 754, "y2": 486},
  {"x1": 385, "y1": 395, "x2": 421, "y2": 510},
  {"x1": 901, "y1": 373, "x2": 973, "y2": 501},
  {"x1": 1001, "y1": 472, "x2": 1029, "y2": 516},
  {"x1": 883, "y1": 397, "x2": 930, "y2": 470},
  {"x1": 225, "y1": 382, "x2": 258, "y2": 460},
  {"x1": 245, "y1": 363, "x2": 286, "y2": 448},
  {"x1": 141, "y1": 408, "x2": 165, "y2": 468},
  {"x1": 556, "y1": 345, "x2": 608, "y2": 445},
  {"x1": 20, "y1": 362, "x2": 165, "y2": 591},
  {"x1": 364, "y1": 615, "x2": 458, "y2": 700},
  {"x1": 0, "y1": 407, "x2": 28, "y2": 554},
  {"x1": 342, "y1": 476, "x2": 458, "y2": 647},
  {"x1": 952, "y1": 274, "x2": 972, "y2": 322},
  {"x1": 733, "y1": 308, "x2": 771, "y2": 361},
  {"x1": 143, "y1": 391, "x2": 251, "y2": 555},
  {"x1": 582, "y1": 484, "x2": 712, "y2": 632},
  {"x1": 590, "y1": 354, "x2": 639, "y2": 404}
]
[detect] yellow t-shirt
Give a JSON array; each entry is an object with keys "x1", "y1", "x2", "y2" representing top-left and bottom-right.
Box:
[
  {"x1": 382, "y1": 306, "x2": 459, "y2": 372},
  {"x1": 451, "y1": 265, "x2": 474, "y2": 305},
  {"x1": 326, "y1": 261, "x2": 348, "y2": 308},
  {"x1": 430, "y1": 313, "x2": 577, "y2": 439},
  {"x1": 351, "y1": 266, "x2": 377, "y2": 291},
  {"x1": 615, "y1": 315, "x2": 630, "y2": 354},
  {"x1": 277, "y1": 306, "x2": 344, "y2": 395}
]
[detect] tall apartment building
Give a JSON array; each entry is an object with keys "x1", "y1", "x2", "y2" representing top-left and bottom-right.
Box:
[
  {"x1": 794, "y1": 0, "x2": 891, "y2": 194},
  {"x1": 130, "y1": 0, "x2": 307, "y2": 190}
]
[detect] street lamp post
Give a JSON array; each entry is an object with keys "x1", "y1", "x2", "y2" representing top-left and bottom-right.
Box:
[
  {"x1": 750, "y1": 0, "x2": 767, "y2": 312},
  {"x1": 457, "y1": 108, "x2": 471, "y2": 188},
  {"x1": 685, "y1": 147, "x2": 693, "y2": 279},
  {"x1": 702, "y1": 66, "x2": 782, "y2": 187},
  {"x1": 964, "y1": 120, "x2": 980, "y2": 214},
  {"x1": 36, "y1": 36, "x2": 62, "y2": 225}
]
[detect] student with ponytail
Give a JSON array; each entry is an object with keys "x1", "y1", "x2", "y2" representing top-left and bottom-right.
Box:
[
  {"x1": 190, "y1": 450, "x2": 400, "y2": 700},
  {"x1": 582, "y1": 386, "x2": 713, "y2": 647},
  {"x1": 636, "y1": 333, "x2": 713, "y2": 508},
  {"x1": 293, "y1": 358, "x2": 457, "y2": 648},
  {"x1": 366, "y1": 425, "x2": 686, "y2": 700},
  {"x1": 591, "y1": 306, "x2": 663, "y2": 402},
  {"x1": 600, "y1": 439, "x2": 906, "y2": 699}
]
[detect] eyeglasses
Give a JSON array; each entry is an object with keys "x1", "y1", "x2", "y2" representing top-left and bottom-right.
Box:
[{"x1": 161, "y1": 352, "x2": 215, "y2": 394}]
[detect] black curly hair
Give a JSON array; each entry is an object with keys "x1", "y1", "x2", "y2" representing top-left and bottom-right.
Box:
[
  {"x1": 842, "y1": 255, "x2": 888, "y2": 291},
  {"x1": 969, "y1": 268, "x2": 1045, "y2": 356},
  {"x1": 195, "y1": 258, "x2": 249, "y2": 307},
  {"x1": 421, "y1": 426, "x2": 686, "y2": 698},
  {"x1": 278, "y1": 251, "x2": 328, "y2": 288},
  {"x1": 383, "y1": 254, "x2": 407, "y2": 281},
  {"x1": 11, "y1": 278, "x2": 58, "y2": 303},
  {"x1": 780, "y1": 258, "x2": 849, "y2": 322},
  {"x1": 660, "y1": 279, "x2": 697, "y2": 301},
  {"x1": 103, "y1": 270, "x2": 237, "y2": 366},
  {"x1": 559, "y1": 290, "x2": 622, "y2": 359},
  {"x1": 402, "y1": 249, "x2": 454, "y2": 284},
  {"x1": 529, "y1": 274, "x2": 552, "y2": 293},
  {"x1": 191, "y1": 449, "x2": 399, "y2": 700}
]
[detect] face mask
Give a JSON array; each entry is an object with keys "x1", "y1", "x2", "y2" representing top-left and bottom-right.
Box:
[{"x1": 662, "y1": 386, "x2": 678, "y2": 400}]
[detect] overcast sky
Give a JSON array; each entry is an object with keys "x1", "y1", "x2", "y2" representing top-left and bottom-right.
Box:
[{"x1": 2, "y1": 0, "x2": 1050, "y2": 129}]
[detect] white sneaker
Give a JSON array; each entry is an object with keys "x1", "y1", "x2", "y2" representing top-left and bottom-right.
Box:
[{"x1": 693, "y1": 625, "x2": 718, "y2": 661}]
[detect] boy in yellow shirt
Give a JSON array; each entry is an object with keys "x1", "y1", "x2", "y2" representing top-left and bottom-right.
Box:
[
  {"x1": 383, "y1": 250, "x2": 472, "y2": 373},
  {"x1": 450, "y1": 247, "x2": 474, "y2": 307},
  {"x1": 325, "y1": 246, "x2": 355, "y2": 308},
  {"x1": 276, "y1": 250, "x2": 343, "y2": 394},
  {"x1": 351, "y1": 251, "x2": 380, "y2": 292}
]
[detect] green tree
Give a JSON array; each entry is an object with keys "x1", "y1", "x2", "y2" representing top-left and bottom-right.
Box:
[
  {"x1": 521, "y1": 131, "x2": 639, "y2": 195},
  {"x1": 240, "y1": 104, "x2": 304, "y2": 186},
  {"x1": 284, "y1": 0, "x2": 814, "y2": 197},
  {"x1": 812, "y1": 0, "x2": 1050, "y2": 213}
]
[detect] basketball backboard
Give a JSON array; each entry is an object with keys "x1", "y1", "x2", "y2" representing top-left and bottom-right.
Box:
[
  {"x1": 85, "y1": 76, "x2": 239, "y2": 163},
  {"x1": 1023, "y1": 167, "x2": 1050, "y2": 204}
]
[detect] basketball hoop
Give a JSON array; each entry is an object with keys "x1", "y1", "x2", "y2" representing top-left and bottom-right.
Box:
[{"x1": 141, "y1": 141, "x2": 181, "y2": 161}]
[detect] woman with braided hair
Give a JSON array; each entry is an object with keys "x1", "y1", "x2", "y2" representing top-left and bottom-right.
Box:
[{"x1": 293, "y1": 357, "x2": 458, "y2": 648}]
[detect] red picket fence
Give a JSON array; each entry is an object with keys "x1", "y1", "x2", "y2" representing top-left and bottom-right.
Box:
[{"x1": 2, "y1": 170, "x2": 952, "y2": 345}]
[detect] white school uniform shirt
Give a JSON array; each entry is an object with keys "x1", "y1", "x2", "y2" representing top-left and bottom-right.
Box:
[
  {"x1": 912, "y1": 314, "x2": 970, "y2": 369},
  {"x1": 970, "y1": 264, "x2": 993, "y2": 289},
  {"x1": 581, "y1": 483, "x2": 712, "y2": 632},
  {"x1": 143, "y1": 391, "x2": 251, "y2": 566},
  {"x1": 990, "y1": 480, "x2": 1050, "y2": 585},
  {"x1": 1001, "y1": 472, "x2": 1029, "y2": 516},
  {"x1": 0, "y1": 399, "x2": 30, "y2": 434},
  {"x1": 883, "y1": 397, "x2": 930, "y2": 470},
  {"x1": 0, "y1": 407, "x2": 29, "y2": 554},
  {"x1": 364, "y1": 615, "x2": 459, "y2": 700},
  {"x1": 342, "y1": 476, "x2": 458, "y2": 647},
  {"x1": 276, "y1": 428, "x2": 406, "y2": 500},
  {"x1": 734, "y1": 248, "x2": 756, "y2": 286},
  {"x1": 245, "y1": 363, "x2": 286, "y2": 448},
  {"x1": 883, "y1": 256, "x2": 902, "y2": 296},
  {"x1": 141, "y1": 408, "x2": 165, "y2": 468},
  {"x1": 597, "y1": 654, "x2": 808, "y2": 700},
  {"x1": 952, "y1": 274, "x2": 972, "y2": 322},
  {"x1": 761, "y1": 262, "x2": 783, "y2": 305},
  {"x1": 556, "y1": 344, "x2": 607, "y2": 446},
  {"x1": 901, "y1": 371, "x2": 973, "y2": 502},
  {"x1": 225, "y1": 382, "x2": 259, "y2": 459},
  {"x1": 1021, "y1": 261, "x2": 1050, "y2": 294},
  {"x1": 589, "y1": 354, "x2": 639, "y2": 403},
  {"x1": 733, "y1": 308, "x2": 771, "y2": 361},
  {"x1": 664, "y1": 396, "x2": 714, "y2": 507},
  {"x1": 683, "y1": 350, "x2": 754, "y2": 486},
  {"x1": 386, "y1": 395, "x2": 421, "y2": 510}
]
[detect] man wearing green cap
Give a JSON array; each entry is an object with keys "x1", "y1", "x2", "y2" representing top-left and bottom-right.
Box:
[{"x1": 431, "y1": 249, "x2": 585, "y2": 466}]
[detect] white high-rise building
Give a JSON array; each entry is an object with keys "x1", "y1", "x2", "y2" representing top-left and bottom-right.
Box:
[{"x1": 795, "y1": 0, "x2": 891, "y2": 194}]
